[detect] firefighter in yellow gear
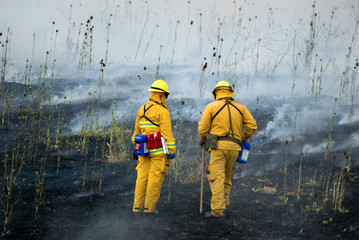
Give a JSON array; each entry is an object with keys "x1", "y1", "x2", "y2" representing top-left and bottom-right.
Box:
[
  {"x1": 198, "y1": 81, "x2": 257, "y2": 217},
  {"x1": 132, "y1": 79, "x2": 176, "y2": 214}
]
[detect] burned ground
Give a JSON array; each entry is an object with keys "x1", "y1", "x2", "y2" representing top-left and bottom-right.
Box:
[{"x1": 0, "y1": 82, "x2": 359, "y2": 240}]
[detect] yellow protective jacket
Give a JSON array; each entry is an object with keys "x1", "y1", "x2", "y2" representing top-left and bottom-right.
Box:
[
  {"x1": 198, "y1": 89, "x2": 257, "y2": 151},
  {"x1": 132, "y1": 92, "x2": 176, "y2": 156}
]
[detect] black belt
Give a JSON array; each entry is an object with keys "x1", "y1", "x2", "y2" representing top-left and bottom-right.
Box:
[{"x1": 217, "y1": 136, "x2": 242, "y2": 146}]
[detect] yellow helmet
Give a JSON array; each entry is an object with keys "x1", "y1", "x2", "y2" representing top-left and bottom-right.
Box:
[
  {"x1": 212, "y1": 81, "x2": 233, "y2": 96},
  {"x1": 148, "y1": 79, "x2": 170, "y2": 93}
]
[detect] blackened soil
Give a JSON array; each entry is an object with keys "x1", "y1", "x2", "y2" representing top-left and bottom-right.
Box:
[
  {"x1": 1, "y1": 82, "x2": 359, "y2": 239},
  {"x1": 1, "y1": 141, "x2": 359, "y2": 240}
]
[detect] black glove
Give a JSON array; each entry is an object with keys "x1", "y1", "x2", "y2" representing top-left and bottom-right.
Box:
[
  {"x1": 133, "y1": 152, "x2": 138, "y2": 160},
  {"x1": 167, "y1": 154, "x2": 176, "y2": 159},
  {"x1": 199, "y1": 140, "x2": 205, "y2": 147}
]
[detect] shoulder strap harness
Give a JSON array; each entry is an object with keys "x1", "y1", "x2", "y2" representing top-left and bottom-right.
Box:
[
  {"x1": 141, "y1": 104, "x2": 160, "y2": 127},
  {"x1": 211, "y1": 97, "x2": 243, "y2": 146}
]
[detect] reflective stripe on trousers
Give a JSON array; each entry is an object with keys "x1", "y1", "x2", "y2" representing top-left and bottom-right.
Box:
[
  {"x1": 149, "y1": 147, "x2": 164, "y2": 155},
  {"x1": 149, "y1": 142, "x2": 176, "y2": 155}
]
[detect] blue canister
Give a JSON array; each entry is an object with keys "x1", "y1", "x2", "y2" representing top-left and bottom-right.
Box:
[
  {"x1": 134, "y1": 134, "x2": 149, "y2": 156},
  {"x1": 237, "y1": 141, "x2": 250, "y2": 163}
]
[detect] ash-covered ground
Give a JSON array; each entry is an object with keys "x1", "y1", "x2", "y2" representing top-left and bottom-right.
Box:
[{"x1": 1, "y1": 81, "x2": 358, "y2": 240}]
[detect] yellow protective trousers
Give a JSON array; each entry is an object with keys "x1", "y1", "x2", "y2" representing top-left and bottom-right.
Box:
[
  {"x1": 133, "y1": 154, "x2": 170, "y2": 213},
  {"x1": 206, "y1": 149, "x2": 239, "y2": 217}
]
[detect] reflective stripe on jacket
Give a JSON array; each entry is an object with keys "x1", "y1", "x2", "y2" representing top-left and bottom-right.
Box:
[{"x1": 140, "y1": 121, "x2": 160, "y2": 128}]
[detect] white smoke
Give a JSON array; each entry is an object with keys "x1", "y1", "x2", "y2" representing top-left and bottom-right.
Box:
[
  {"x1": 67, "y1": 107, "x2": 112, "y2": 134},
  {"x1": 302, "y1": 141, "x2": 332, "y2": 155},
  {"x1": 1, "y1": 0, "x2": 358, "y2": 136},
  {"x1": 259, "y1": 98, "x2": 337, "y2": 141},
  {"x1": 1, "y1": 0, "x2": 357, "y2": 100},
  {"x1": 338, "y1": 111, "x2": 359, "y2": 125},
  {"x1": 333, "y1": 131, "x2": 359, "y2": 152}
]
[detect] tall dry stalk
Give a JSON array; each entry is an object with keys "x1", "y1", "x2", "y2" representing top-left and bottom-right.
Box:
[
  {"x1": 349, "y1": 61, "x2": 358, "y2": 123},
  {"x1": 66, "y1": 4, "x2": 73, "y2": 61},
  {"x1": 339, "y1": 16, "x2": 359, "y2": 104},
  {"x1": 0, "y1": 28, "x2": 11, "y2": 93},
  {"x1": 82, "y1": 143, "x2": 89, "y2": 190},
  {"x1": 324, "y1": 155, "x2": 336, "y2": 200},
  {"x1": 333, "y1": 165, "x2": 346, "y2": 213},
  {"x1": 297, "y1": 152, "x2": 303, "y2": 200},
  {"x1": 55, "y1": 99, "x2": 65, "y2": 175},
  {"x1": 155, "y1": 45, "x2": 162, "y2": 79},
  {"x1": 283, "y1": 140, "x2": 288, "y2": 197},
  {"x1": 324, "y1": 98, "x2": 337, "y2": 160},
  {"x1": 98, "y1": 137, "x2": 106, "y2": 194},
  {"x1": 198, "y1": 12, "x2": 203, "y2": 56},
  {"x1": 310, "y1": 53, "x2": 318, "y2": 98},
  {"x1": 333, "y1": 151, "x2": 352, "y2": 213},
  {"x1": 1, "y1": 90, "x2": 8, "y2": 131},
  {"x1": 292, "y1": 107, "x2": 299, "y2": 141},
  {"x1": 1, "y1": 147, "x2": 25, "y2": 234},
  {"x1": 291, "y1": 52, "x2": 300, "y2": 98},
  {"x1": 105, "y1": 14, "x2": 112, "y2": 64},
  {"x1": 134, "y1": 13, "x2": 147, "y2": 62},
  {"x1": 170, "y1": 21, "x2": 180, "y2": 65},
  {"x1": 34, "y1": 158, "x2": 46, "y2": 229},
  {"x1": 198, "y1": 59, "x2": 207, "y2": 98},
  {"x1": 78, "y1": 16, "x2": 94, "y2": 71},
  {"x1": 142, "y1": 24, "x2": 158, "y2": 61},
  {"x1": 183, "y1": 20, "x2": 193, "y2": 64}
]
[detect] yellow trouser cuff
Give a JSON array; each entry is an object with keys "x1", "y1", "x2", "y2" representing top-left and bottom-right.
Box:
[
  {"x1": 133, "y1": 207, "x2": 143, "y2": 213},
  {"x1": 211, "y1": 209, "x2": 225, "y2": 217}
]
